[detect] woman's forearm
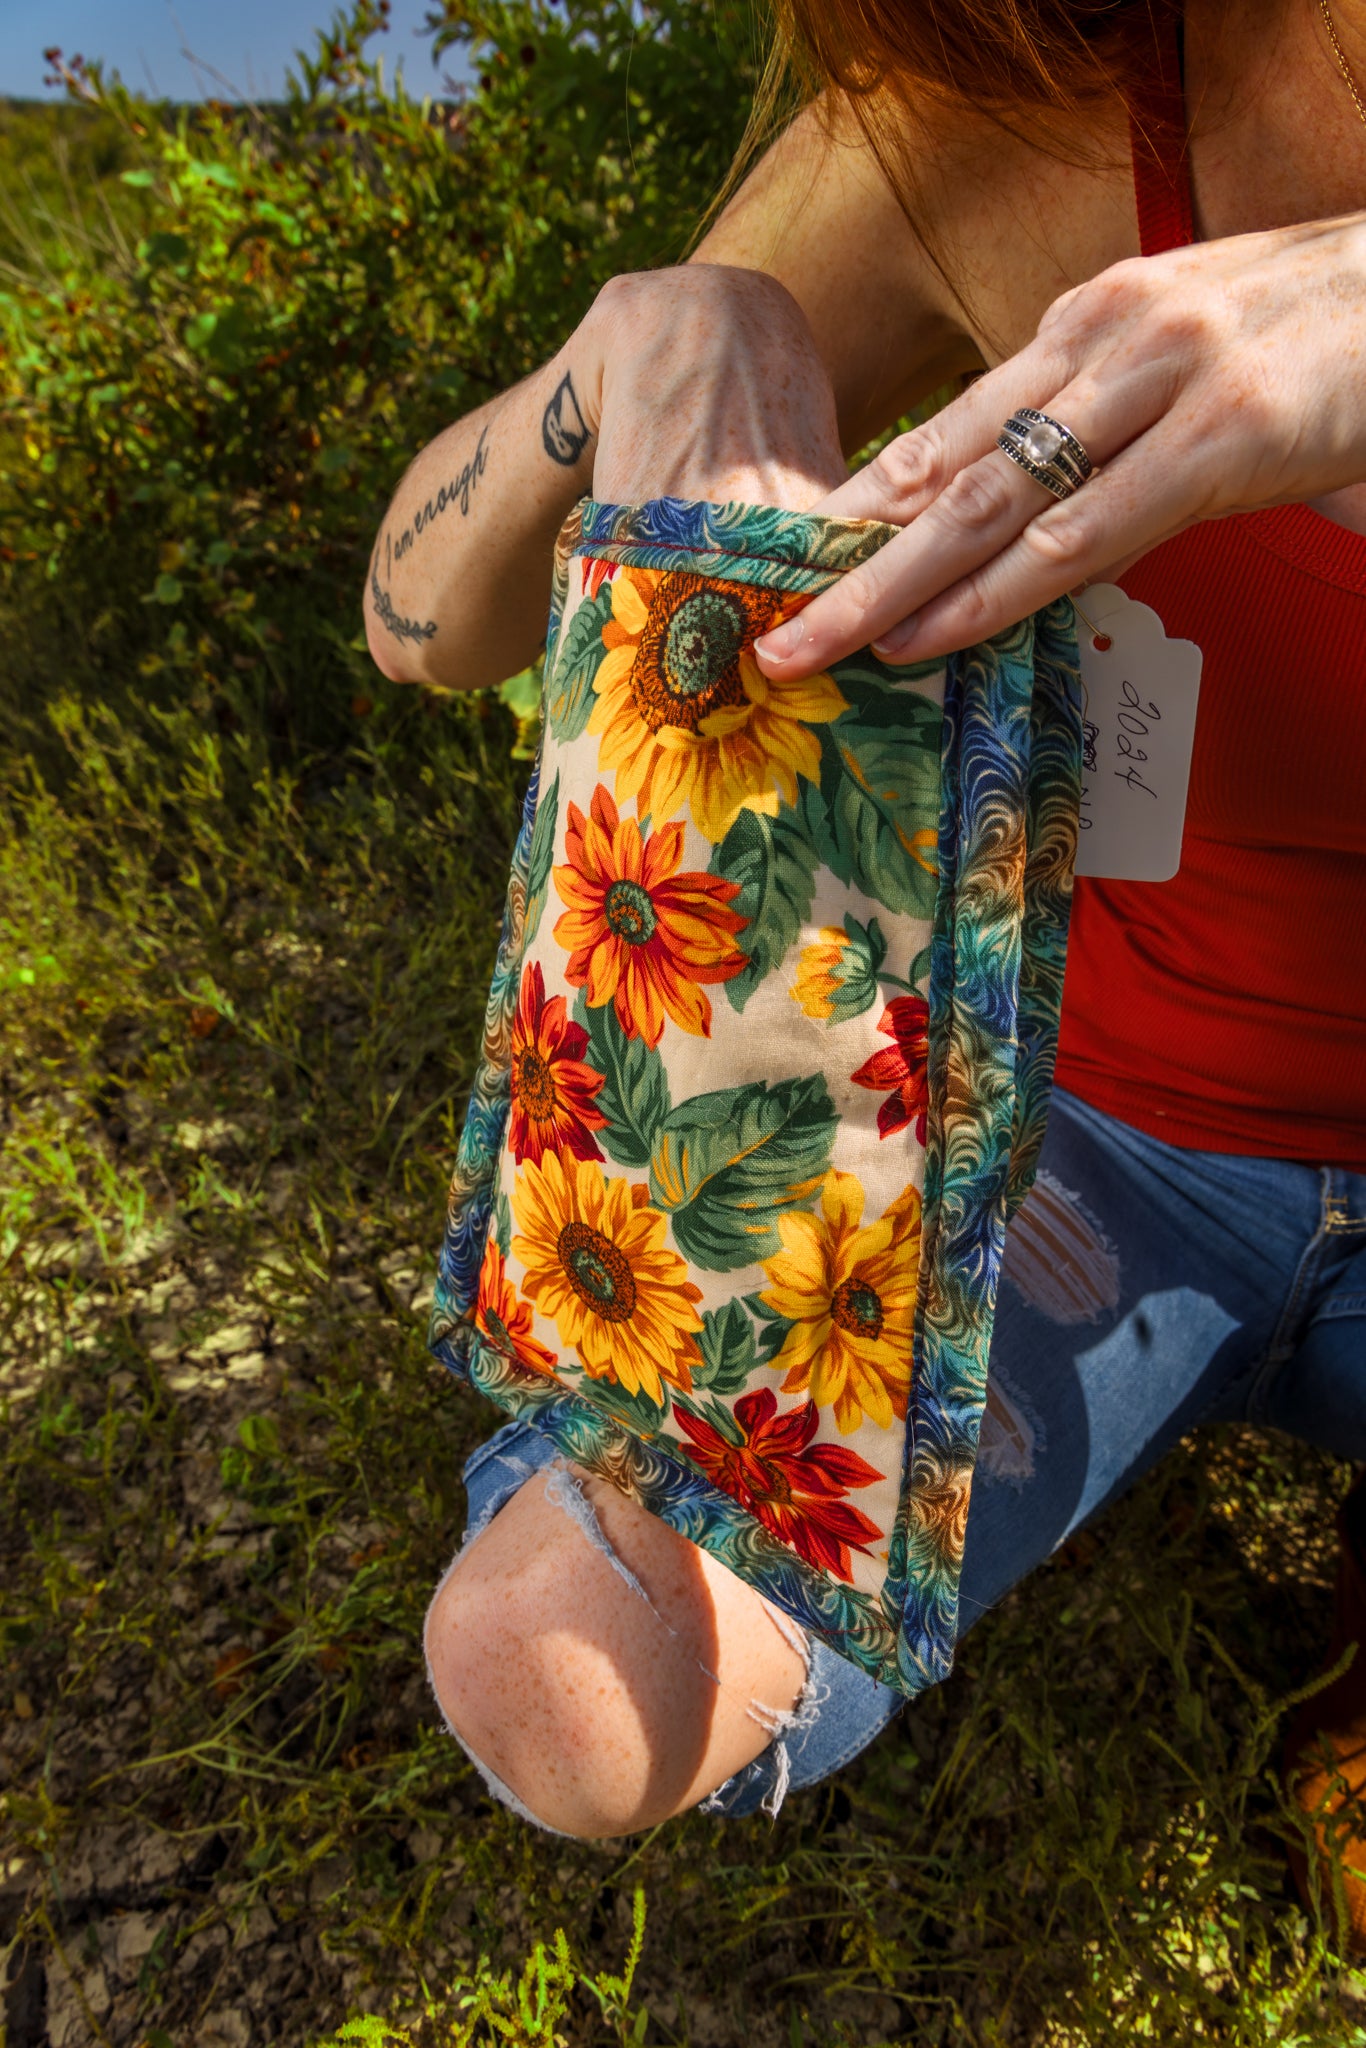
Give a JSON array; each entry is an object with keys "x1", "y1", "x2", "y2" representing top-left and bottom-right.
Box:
[
  {"x1": 363, "y1": 345, "x2": 597, "y2": 691},
  {"x1": 362, "y1": 101, "x2": 975, "y2": 696}
]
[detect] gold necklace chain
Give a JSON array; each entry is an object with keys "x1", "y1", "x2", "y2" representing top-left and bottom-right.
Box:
[{"x1": 1319, "y1": 0, "x2": 1366, "y2": 129}]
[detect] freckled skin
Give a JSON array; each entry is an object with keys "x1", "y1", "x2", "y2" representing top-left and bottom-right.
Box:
[{"x1": 424, "y1": 1467, "x2": 806, "y2": 1838}]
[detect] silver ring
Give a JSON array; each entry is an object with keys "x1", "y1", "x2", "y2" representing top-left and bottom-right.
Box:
[{"x1": 997, "y1": 408, "x2": 1094, "y2": 501}]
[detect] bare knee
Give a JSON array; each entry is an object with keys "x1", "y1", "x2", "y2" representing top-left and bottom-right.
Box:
[
  {"x1": 423, "y1": 1476, "x2": 692, "y2": 1836},
  {"x1": 423, "y1": 1465, "x2": 807, "y2": 1838}
]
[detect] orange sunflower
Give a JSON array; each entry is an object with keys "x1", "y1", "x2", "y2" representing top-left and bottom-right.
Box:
[
  {"x1": 552, "y1": 782, "x2": 747, "y2": 1046},
  {"x1": 512, "y1": 1151, "x2": 702, "y2": 1403},
  {"x1": 509, "y1": 959, "x2": 607, "y2": 1165},
  {"x1": 475, "y1": 1239, "x2": 559, "y2": 1377},
  {"x1": 760, "y1": 1171, "x2": 922, "y2": 1434},
  {"x1": 586, "y1": 568, "x2": 848, "y2": 843}
]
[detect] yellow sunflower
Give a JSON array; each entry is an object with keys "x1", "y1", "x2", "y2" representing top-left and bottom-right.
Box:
[
  {"x1": 511, "y1": 1151, "x2": 702, "y2": 1404},
  {"x1": 760, "y1": 1171, "x2": 922, "y2": 1433},
  {"x1": 587, "y1": 568, "x2": 848, "y2": 843}
]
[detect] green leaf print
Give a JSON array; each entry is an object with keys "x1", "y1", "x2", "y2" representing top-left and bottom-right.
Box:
[
  {"x1": 584, "y1": 1372, "x2": 668, "y2": 1433},
  {"x1": 671, "y1": 1390, "x2": 746, "y2": 1445},
  {"x1": 832, "y1": 651, "x2": 947, "y2": 706},
  {"x1": 708, "y1": 787, "x2": 823, "y2": 1012},
  {"x1": 493, "y1": 1188, "x2": 512, "y2": 1259},
  {"x1": 572, "y1": 989, "x2": 672, "y2": 1169},
  {"x1": 822, "y1": 913, "x2": 888, "y2": 1024},
  {"x1": 649, "y1": 1073, "x2": 837, "y2": 1272},
  {"x1": 544, "y1": 583, "x2": 614, "y2": 740},
  {"x1": 820, "y1": 691, "x2": 943, "y2": 920},
  {"x1": 522, "y1": 769, "x2": 559, "y2": 948},
  {"x1": 695, "y1": 1300, "x2": 758, "y2": 1395},
  {"x1": 909, "y1": 939, "x2": 935, "y2": 993},
  {"x1": 744, "y1": 1290, "x2": 797, "y2": 1365}
]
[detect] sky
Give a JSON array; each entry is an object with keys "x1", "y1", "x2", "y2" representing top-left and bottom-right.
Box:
[{"x1": 0, "y1": 0, "x2": 463, "y2": 102}]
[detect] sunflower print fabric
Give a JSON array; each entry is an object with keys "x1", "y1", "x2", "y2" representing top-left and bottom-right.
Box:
[{"x1": 430, "y1": 496, "x2": 1082, "y2": 1698}]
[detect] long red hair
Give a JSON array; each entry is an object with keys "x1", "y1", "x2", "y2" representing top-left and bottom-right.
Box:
[{"x1": 776, "y1": 0, "x2": 1178, "y2": 125}]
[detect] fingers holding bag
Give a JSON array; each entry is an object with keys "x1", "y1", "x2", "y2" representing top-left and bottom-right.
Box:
[{"x1": 752, "y1": 218, "x2": 1366, "y2": 672}]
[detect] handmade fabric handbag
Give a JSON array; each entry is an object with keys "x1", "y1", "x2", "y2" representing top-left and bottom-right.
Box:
[{"x1": 430, "y1": 496, "x2": 1082, "y2": 1698}]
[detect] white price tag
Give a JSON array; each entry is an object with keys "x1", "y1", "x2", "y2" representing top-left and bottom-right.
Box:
[{"x1": 1072, "y1": 583, "x2": 1203, "y2": 883}]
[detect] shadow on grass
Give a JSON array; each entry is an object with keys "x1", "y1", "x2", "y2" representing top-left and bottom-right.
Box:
[{"x1": 2, "y1": 689, "x2": 1364, "y2": 2048}]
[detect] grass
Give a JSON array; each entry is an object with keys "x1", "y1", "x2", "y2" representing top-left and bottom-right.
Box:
[
  {"x1": 0, "y1": 98, "x2": 136, "y2": 273},
  {"x1": 3, "y1": 666, "x2": 1366, "y2": 2048}
]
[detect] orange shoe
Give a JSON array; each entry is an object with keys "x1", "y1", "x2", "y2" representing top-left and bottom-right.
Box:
[{"x1": 1285, "y1": 1472, "x2": 1366, "y2": 1950}]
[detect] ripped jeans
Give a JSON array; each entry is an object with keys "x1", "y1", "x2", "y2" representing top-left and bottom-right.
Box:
[{"x1": 435, "y1": 1089, "x2": 1366, "y2": 1823}]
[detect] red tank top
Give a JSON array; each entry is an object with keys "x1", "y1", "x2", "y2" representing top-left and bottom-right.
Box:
[{"x1": 1052, "y1": 17, "x2": 1366, "y2": 1168}]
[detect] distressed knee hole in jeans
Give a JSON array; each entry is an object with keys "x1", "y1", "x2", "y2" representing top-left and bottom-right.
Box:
[
  {"x1": 977, "y1": 1368, "x2": 1046, "y2": 1486},
  {"x1": 423, "y1": 1459, "x2": 816, "y2": 1834},
  {"x1": 1002, "y1": 1167, "x2": 1121, "y2": 1325}
]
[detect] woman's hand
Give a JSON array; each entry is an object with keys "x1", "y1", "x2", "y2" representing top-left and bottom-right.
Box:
[
  {"x1": 753, "y1": 213, "x2": 1366, "y2": 677},
  {"x1": 364, "y1": 263, "x2": 846, "y2": 691},
  {"x1": 580, "y1": 264, "x2": 848, "y2": 510}
]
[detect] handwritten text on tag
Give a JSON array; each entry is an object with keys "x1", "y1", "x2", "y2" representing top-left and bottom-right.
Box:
[{"x1": 1072, "y1": 583, "x2": 1203, "y2": 884}]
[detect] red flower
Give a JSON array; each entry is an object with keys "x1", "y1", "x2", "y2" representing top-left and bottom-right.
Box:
[
  {"x1": 672, "y1": 1388, "x2": 882, "y2": 1583},
  {"x1": 475, "y1": 1241, "x2": 559, "y2": 1377},
  {"x1": 851, "y1": 995, "x2": 931, "y2": 1143},
  {"x1": 582, "y1": 557, "x2": 615, "y2": 601},
  {"x1": 509, "y1": 960, "x2": 608, "y2": 1165}
]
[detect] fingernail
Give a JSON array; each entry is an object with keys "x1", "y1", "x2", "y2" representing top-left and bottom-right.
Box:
[
  {"x1": 755, "y1": 618, "x2": 804, "y2": 662},
  {"x1": 872, "y1": 616, "x2": 919, "y2": 660}
]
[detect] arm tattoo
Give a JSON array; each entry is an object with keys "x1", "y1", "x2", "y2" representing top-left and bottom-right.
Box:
[
  {"x1": 370, "y1": 538, "x2": 437, "y2": 647},
  {"x1": 392, "y1": 424, "x2": 490, "y2": 563},
  {"x1": 541, "y1": 371, "x2": 590, "y2": 467}
]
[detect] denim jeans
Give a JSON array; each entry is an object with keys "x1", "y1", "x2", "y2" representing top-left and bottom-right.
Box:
[{"x1": 456, "y1": 1089, "x2": 1366, "y2": 1820}]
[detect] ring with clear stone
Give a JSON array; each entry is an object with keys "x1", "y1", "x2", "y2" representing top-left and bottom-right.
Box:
[{"x1": 997, "y1": 408, "x2": 1095, "y2": 500}]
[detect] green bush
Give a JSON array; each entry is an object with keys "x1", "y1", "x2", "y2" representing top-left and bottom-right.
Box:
[{"x1": 0, "y1": 0, "x2": 763, "y2": 771}]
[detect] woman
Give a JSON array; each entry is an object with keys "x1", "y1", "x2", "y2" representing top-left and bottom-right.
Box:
[{"x1": 364, "y1": 0, "x2": 1366, "y2": 1892}]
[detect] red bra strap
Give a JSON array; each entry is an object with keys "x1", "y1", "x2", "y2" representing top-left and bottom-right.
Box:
[{"x1": 1129, "y1": 6, "x2": 1195, "y2": 254}]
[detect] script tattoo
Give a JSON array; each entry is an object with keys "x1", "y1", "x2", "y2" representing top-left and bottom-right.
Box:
[
  {"x1": 392, "y1": 424, "x2": 490, "y2": 562},
  {"x1": 370, "y1": 542, "x2": 437, "y2": 647},
  {"x1": 541, "y1": 371, "x2": 590, "y2": 467}
]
